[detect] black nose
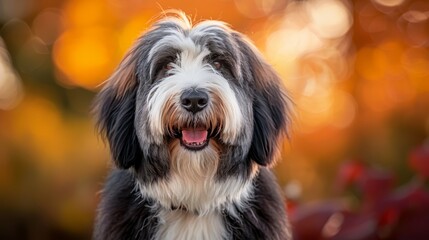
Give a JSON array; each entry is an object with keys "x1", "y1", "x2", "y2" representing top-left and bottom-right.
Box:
[{"x1": 180, "y1": 89, "x2": 209, "y2": 113}]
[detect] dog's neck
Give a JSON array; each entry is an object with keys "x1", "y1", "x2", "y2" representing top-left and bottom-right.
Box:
[
  {"x1": 136, "y1": 171, "x2": 255, "y2": 216},
  {"x1": 136, "y1": 142, "x2": 256, "y2": 214},
  {"x1": 170, "y1": 204, "x2": 192, "y2": 214},
  {"x1": 169, "y1": 203, "x2": 229, "y2": 216},
  {"x1": 155, "y1": 204, "x2": 228, "y2": 240}
]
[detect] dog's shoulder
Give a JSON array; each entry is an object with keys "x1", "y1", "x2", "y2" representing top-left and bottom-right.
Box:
[
  {"x1": 225, "y1": 168, "x2": 291, "y2": 240},
  {"x1": 93, "y1": 170, "x2": 158, "y2": 240}
]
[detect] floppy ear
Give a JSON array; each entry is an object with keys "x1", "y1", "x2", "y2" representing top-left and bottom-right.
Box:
[
  {"x1": 94, "y1": 50, "x2": 142, "y2": 169},
  {"x1": 236, "y1": 35, "x2": 292, "y2": 167}
]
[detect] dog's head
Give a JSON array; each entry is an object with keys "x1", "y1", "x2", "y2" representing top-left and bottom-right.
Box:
[{"x1": 95, "y1": 12, "x2": 291, "y2": 195}]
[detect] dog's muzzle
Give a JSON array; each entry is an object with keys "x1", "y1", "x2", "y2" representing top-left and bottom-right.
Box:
[
  {"x1": 180, "y1": 89, "x2": 209, "y2": 114},
  {"x1": 175, "y1": 89, "x2": 212, "y2": 151}
]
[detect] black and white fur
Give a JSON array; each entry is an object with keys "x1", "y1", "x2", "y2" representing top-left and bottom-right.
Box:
[{"x1": 93, "y1": 12, "x2": 292, "y2": 240}]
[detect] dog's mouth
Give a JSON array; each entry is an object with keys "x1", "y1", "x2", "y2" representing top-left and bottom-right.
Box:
[
  {"x1": 172, "y1": 125, "x2": 220, "y2": 151},
  {"x1": 179, "y1": 127, "x2": 209, "y2": 150}
]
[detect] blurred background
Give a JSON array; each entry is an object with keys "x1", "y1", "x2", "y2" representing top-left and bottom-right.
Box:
[{"x1": 1, "y1": 0, "x2": 429, "y2": 239}]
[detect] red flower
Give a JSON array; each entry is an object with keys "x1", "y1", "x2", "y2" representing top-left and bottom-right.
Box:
[{"x1": 409, "y1": 144, "x2": 429, "y2": 179}]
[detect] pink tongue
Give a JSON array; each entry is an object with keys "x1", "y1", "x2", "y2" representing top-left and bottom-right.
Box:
[{"x1": 181, "y1": 128, "x2": 208, "y2": 143}]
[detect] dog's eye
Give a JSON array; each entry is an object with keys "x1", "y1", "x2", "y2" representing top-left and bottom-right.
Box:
[
  {"x1": 213, "y1": 61, "x2": 221, "y2": 70},
  {"x1": 164, "y1": 63, "x2": 173, "y2": 71}
]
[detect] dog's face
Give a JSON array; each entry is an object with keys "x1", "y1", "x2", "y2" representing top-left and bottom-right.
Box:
[
  {"x1": 95, "y1": 13, "x2": 291, "y2": 212},
  {"x1": 138, "y1": 20, "x2": 252, "y2": 154}
]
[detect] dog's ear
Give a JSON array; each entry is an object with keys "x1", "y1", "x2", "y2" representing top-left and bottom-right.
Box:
[
  {"x1": 235, "y1": 34, "x2": 292, "y2": 167},
  {"x1": 94, "y1": 49, "x2": 142, "y2": 169}
]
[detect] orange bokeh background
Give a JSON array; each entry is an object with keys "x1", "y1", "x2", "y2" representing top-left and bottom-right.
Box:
[{"x1": 1, "y1": 0, "x2": 429, "y2": 239}]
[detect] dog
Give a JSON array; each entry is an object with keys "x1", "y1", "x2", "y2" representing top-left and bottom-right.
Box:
[{"x1": 93, "y1": 12, "x2": 292, "y2": 240}]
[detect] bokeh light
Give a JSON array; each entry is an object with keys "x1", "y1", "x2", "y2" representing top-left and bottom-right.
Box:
[
  {"x1": 308, "y1": 0, "x2": 353, "y2": 39},
  {"x1": 53, "y1": 28, "x2": 120, "y2": 89},
  {"x1": 265, "y1": 0, "x2": 354, "y2": 132},
  {"x1": 32, "y1": 8, "x2": 64, "y2": 45},
  {"x1": 234, "y1": 0, "x2": 286, "y2": 18},
  {"x1": 373, "y1": 0, "x2": 406, "y2": 7}
]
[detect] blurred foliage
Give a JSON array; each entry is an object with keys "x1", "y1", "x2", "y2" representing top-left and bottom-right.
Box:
[
  {"x1": 0, "y1": 0, "x2": 429, "y2": 239},
  {"x1": 290, "y1": 149, "x2": 429, "y2": 240}
]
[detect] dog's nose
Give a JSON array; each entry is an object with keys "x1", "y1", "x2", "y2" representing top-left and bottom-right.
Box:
[{"x1": 180, "y1": 89, "x2": 209, "y2": 113}]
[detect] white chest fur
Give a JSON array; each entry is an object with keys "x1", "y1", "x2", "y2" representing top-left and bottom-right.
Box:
[
  {"x1": 154, "y1": 209, "x2": 227, "y2": 240},
  {"x1": 136, "y1": 143, "x2": 257, "y2": 239},
  {"x1": 137, "y1": 142, "x2": 255, "y2": 214}
]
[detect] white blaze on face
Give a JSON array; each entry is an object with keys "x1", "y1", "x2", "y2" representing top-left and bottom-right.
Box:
[{"x1": 146, "y1": 32, "x2": 243, "y2": 145}]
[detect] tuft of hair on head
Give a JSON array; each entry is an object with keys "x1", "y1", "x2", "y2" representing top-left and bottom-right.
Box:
[{"x1": 156, "y1": 9, "x2": 193, "y2": 29}]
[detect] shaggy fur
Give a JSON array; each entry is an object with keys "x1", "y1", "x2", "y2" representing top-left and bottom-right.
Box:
[{"x1": 93, "y1": 12, "x2": 292, "y2": 240}]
